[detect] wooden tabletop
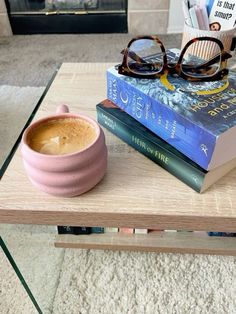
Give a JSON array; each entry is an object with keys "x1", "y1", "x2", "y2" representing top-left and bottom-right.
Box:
[{"x1": 0, "y1": 63, "x2": 236, "y2": 232}]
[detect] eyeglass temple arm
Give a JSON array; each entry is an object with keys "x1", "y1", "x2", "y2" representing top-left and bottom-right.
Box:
[
  {"x1": 182, "y1": 51, "x2": 232, "y2": 70},
  {"x1": 198, "y1": 51, "x2": 231, "y2": 68},
  {"x1": 120, "y1": 49, "x2": 148, "y2": 64}
]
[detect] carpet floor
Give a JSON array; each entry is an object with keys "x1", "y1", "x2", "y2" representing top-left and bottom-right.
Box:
[
  {"x1": 1, "y1": 224, "x2": 64, "y2": 314},
  {"x1": 0, "y1": 34, "x2": 181, "y2": 87},
  {"x1": 0, "y1": 85, "x2": 44, "y2": 172},
  {"x1": 53, "y1": 249, "x2": 236, "y2": 314},
  {"x1": 0, "y1": 34, "x2": 236, "y2": 314},
  {"x1": 0, "y1": 241, "x2": 38, "y2": 314}
]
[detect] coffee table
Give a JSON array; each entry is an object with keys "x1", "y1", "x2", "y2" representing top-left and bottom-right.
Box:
[{"x1": 0, "y1": 62, "x2": 236, "y2": 258}]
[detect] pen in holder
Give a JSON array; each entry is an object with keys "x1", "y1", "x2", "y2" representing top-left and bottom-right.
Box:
[{"x1": 181, "y1": 23, "x2": 236, "y2": 60}]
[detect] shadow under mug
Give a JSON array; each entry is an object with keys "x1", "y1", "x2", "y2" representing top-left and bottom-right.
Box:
[{"x1": 21, "y1": 104, "x2": 107, "y2": 197}]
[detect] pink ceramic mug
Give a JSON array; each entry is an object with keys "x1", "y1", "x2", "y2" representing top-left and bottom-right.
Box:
[{"x1": 21, "y1": 104, "x2": 107, "y2": 197}]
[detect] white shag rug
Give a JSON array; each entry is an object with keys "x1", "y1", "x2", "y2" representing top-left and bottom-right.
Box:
[
  {"x1": 0, "y1": 85, "x2": 44, "y2": 171},
  {"x1": 53, "y1": 249, "x2": 236, "y2": 314},
  {"x1": 0, "y1": 245, "x2": 38, "y2": 314},
  {"x1": 1, "y1": 225, "x2": 65, "y2": 314}
]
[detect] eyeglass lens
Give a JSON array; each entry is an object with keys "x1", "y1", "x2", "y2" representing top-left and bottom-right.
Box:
[
  {"x1": 125, "y1": 38, "x2": 223, "y2": 80},
  {"x1": 181, "y1": 40, "x2": 221, "y2": 78},
  {"x1": 127, "y1": 39, "x2": 164, "y2": 75}
]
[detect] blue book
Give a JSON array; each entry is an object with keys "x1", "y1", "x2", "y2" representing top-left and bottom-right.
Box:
[
  {"x1": 208, "y1": 232, "x2": 236, "y2": 237},
  {"x1": 97, "y1": 99, "x2": 236, "y2": 193},
  {"x1": 106, "y1": 53, "x2": 236, "y2": 170},
  {"x1": 206, "y1": 0, "x2": 215, "y2": 15}
]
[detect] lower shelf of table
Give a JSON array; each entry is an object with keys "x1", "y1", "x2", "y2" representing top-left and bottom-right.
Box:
[{"x1": 55, "y1": 231, "x2": 236, "y2": 256}]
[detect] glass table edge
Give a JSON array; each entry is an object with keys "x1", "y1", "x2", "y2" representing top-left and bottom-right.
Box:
[{"x1": 0, "y1": 68, "x2": 59, "y2": 180}]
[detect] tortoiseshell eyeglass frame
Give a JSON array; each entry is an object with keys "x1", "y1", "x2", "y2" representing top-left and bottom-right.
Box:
[{"x1": 117, "y1": 35, "x2": 232, "y2": 82}]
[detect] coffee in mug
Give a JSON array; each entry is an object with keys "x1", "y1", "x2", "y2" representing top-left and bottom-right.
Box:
[
  {"x1": 28, "y1": 118, "x2": 97, "y2": 155},
  {"x1": 21, "y1": 105, "x2": 107, "y2": 197}
]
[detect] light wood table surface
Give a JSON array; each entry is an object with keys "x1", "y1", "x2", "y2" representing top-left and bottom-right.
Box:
[{"x1": 0, "y1": 63, "x2": 236, "y2": 255}]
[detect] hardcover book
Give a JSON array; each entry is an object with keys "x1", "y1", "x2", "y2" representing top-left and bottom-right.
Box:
[
  {"x1": 134, "y1": 229, "x2": 148, "y2": 234},
  {"x1": 105, "y1": 227, "x2": 119, "y2": 233},
  {"x1": 91, "y1": 227, "x2": 104, "y2": 234},
  {"x1": 57, "y1": 226, "x2": 91, "y2": 235},
  {"x1": 208, "y1": 232, "x2": 236, "y2": 237},
  {"x1": 97, "y1": 99, "x2": 236, "y2": 193},
  {"x1": 119, "y1": 228, "x2": 134, "y2": 234},
  {"x1": 106, "y1": 56, "x2": 236, "y2": 170}
]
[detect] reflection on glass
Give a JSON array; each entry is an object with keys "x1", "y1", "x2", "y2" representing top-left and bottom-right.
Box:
[
  {"x1": 0, "y1": 71, "x2": 57, "y2": 179},
  {"x1": 1, "y1": 225, "x2": 65, "y2": 314},
  {"x1": 0, "y1": 235, "x2": 43, "y2": 313}
]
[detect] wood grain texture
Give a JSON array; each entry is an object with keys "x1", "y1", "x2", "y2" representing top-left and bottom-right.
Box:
[
  {"x1": 55, "y1": 232, "x2": 236, "y2": 256},
  {"x1": 0, "y1": 63, "x2": 236, "y2": 232}
]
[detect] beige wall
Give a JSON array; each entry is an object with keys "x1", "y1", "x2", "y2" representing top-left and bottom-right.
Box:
[
  {"x1": 0, "y1": 0, "x2": 12, "y2": 36},
  {"x1": 128, "y1": 0, "x2": 170, "y2": 35},
  {"x1": 0, "y1": 0, "x2": 170, "y2": 36},
  {"x1": 168, "y1": 0, "x2": 184, "y2": 33}
]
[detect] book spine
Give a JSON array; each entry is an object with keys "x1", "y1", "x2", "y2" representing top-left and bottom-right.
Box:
[
  {"x1": 105, "y1": 227, "x2": 119, "y2": 233},
  {"x1": 97, "y1": 106, "x2": 205, "y2": 192},
  {"x1": 57, "y1": 226, "x2": 74, "y2": 234},
  {"x1": 119, "y1": 228, "x2": 134, "y2": 234},
  {"x1": 199, "y1": 5, "x2": 210, "y2": 30},
  {"x1": 206, "y1": 0, "x2": 214, "y2": 15},
  {"x1": 208, "y1": 232, "x2": 236, "y2": 237},
  {"x1": 57, "y1": 226, "x2": 91, "y2": 235},
  {"x1": 148, "y1": 229, "x2": 163, "y2": 233},
  {"x1": 182, "y1": 1, "x2": 193, "y2": 27},
  {"x1": 189, "y1": 6, "x2": 200, "y2": 29},
  {"x1": 91, "y1": 227, "x2": 104, "y2": 234},
  {"x1": 195, "y1": 5, "x2": 205, "y2": 30},
  {"x1": 106, "y1": 70, "x2": 216, "y2": 170},
  {"x1": 134, "y1": 229, "x2": 148, "y2": 234}
]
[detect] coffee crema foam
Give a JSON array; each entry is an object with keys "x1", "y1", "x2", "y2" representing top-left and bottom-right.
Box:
[{"x1": 28, "y1": 118, "x2": 97, "y2": 155}]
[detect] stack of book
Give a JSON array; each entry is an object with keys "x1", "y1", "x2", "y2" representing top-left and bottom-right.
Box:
[
  {"x1": 96, "y1": 52, "x2": 236, "y2": 194},
  {"x1": 59, "y1": 49, "x2": 236, "y2": 238}
]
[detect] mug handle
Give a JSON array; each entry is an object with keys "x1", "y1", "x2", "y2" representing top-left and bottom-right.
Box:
[{"x1": 56, "y1": 104, "x2": 69, "y2": 114}]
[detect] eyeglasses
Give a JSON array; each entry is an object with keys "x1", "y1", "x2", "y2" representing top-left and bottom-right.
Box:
[{"x1": 117, "y1": 35, "x2": 232, "y2": 82}]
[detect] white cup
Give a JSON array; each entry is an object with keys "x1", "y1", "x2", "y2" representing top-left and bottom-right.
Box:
[{"x1": 181, "y1": 23, "x2": 236, "y2": 60}]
